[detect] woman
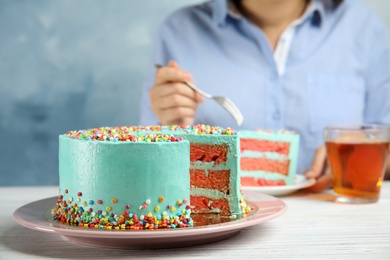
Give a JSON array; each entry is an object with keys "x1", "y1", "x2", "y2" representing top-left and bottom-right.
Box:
[{"x1": 139, "y1": 0, "x2": 390, "y2": 191}]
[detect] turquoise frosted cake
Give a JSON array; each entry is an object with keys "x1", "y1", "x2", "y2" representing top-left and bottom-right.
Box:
[
  {"x1": 52, "y1": 129, "x2": 192, "y2": 230},
  {"x1": 239, "y1": 130, "x2": 300, "y2": 186},
  {"x1": 52, "y1": 125, "x2": 250, "y2": 230}
]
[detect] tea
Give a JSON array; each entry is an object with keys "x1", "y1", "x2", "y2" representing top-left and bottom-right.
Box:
[{"x1": 326, "y1": 141, "x2": 389, "y2": 201}]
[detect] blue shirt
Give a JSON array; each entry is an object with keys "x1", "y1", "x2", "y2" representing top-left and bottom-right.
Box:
[{"x1": 139, "y1": 0, "x2": 390, "y2": 174}]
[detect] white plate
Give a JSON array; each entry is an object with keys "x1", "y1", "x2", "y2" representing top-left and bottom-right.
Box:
[
  {"x1": 13, "y1": 192, "x2": 286, "y2": 249},
  {"x1": 241, "y1": 175, "x2": 316, "y2": 196}
]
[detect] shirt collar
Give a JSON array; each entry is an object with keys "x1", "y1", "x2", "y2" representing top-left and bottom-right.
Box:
[
  {"x1": 210, "y1": 0, "x2": 340, "y2": 27},
  {"x1": 209, "y1": 0, "x2": 230, "y2": 26}
]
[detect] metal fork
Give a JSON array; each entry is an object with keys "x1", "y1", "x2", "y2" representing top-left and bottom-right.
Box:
[{"x1": 155, "y1": 64, "x2": 244, "y2": 126}]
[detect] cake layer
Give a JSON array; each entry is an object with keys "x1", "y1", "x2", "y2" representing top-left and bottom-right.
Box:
[
  {"x1": 240, "y1": 157, "x2": 290, "y2": 175},
  {"x1": 190, "y1": 169, "x2": 230, "y2": 193},
  {"x1": 190, "y1": 143, "x2": 228, "y2": 164},
  {"x1": 190, "y1": 196, "x2": 230, "y2": 215},
  {"x1": 240, "y1": 139, "x2": 290, "y2": 155}
]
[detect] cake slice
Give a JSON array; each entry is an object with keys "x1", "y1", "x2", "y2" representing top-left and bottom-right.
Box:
[{"x1": 239, "y1": 130, "x2": 299, "y2": 186}]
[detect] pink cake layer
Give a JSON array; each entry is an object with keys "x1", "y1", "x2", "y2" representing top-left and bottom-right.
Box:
[
  {"x1": 240, "y1": 139, "x2": 290, "y2": 155},
  {"x1": 240, "y1": 157, "x2": 290, "y2": 176}
]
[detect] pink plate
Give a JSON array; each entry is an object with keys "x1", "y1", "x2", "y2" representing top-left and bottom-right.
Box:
[{"x1": 13, "y1": 192, "x2": 286, "y2": 249}]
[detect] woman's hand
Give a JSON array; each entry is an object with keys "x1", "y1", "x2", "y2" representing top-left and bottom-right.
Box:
[
  {"x1": 150, "y1": 60, "x2": 204, "y2": 125},
  {"x1": 303, "y1": 145, "x2": 334, "y2": 192}
]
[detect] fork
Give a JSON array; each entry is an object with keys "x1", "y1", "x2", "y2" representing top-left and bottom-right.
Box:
[{"x1": 155, "y1": 64, "x2": 244, "y2": 126}]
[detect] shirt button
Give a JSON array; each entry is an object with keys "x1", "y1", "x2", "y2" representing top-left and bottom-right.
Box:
[{"x1": 273, "y1": 111, "x2": 281, "y2": 120}]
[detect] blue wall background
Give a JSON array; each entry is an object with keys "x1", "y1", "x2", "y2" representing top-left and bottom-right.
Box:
[
  {"x1": 0, "y1": 0, "x2": 203, "y2": 186},
  {"x1": 1, "y1": 0, "x2": 389, "y2": 186}
]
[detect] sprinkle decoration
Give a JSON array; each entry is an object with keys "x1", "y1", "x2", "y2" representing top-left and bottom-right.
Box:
[
  {"x1": 239, "y1": 186, "x2": 253, "y2": 215},
  {"x1": 166, "y1": 125, "x2": 237, "y2": 136},
  {"x1": 64, "y1": 125, "x2": 237, "y2": 142},
  {"x1": 51, "y1": 193, "x2": 193, "y2": 230}
]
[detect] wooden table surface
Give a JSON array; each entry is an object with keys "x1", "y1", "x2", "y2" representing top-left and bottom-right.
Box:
[{"x1": 1, "y1": 183, "x2": 389, "y2": 259}]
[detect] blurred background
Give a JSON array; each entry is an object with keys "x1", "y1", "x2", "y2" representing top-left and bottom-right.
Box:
[{"x1": 1, "y1": 0, "x2": 389, "y2": 186}]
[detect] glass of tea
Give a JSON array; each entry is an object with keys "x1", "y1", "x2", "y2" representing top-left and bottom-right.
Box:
[{"x1": 325, "y1": 124, "x2": 390, "y2": 204}]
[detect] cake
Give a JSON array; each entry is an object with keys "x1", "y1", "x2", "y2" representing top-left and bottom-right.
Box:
[
  {"x1": 52, "y1": 125, "x2": 250, "y2": 230},
  {"x1": 239, "y1": 130, "x2": 300, "y2": 186}
]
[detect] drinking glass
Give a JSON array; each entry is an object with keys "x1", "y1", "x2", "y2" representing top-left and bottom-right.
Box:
[{"x1": 325, "y1": 124, "x2": 390, "y2": 203}]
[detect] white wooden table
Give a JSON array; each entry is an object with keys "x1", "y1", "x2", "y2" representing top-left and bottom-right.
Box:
[{"x1": 1, "y1": 183, "x2": 389, "y2": 259}]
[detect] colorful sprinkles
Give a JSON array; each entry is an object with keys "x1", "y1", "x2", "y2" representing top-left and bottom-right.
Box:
[
  {"x1": 239, "y1": 185, "x2": 253, "y2": 215},
  {"x1": 65, "y1": 127, "x2": 184, "y2": 142},
  {"x1": 52, "y1": 190, "x2": 193, "y2": 230},
  {"x1": 64, "y1": 124, "x2": 237, "y2": 142},
  {"x1": 167, "y1": 125, "x2": 237, "y2": 136}
]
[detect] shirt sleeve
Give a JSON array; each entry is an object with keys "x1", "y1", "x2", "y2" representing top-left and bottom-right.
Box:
[{"x1": 364, "y1": 16, "x2": 390, "y2": 125}]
